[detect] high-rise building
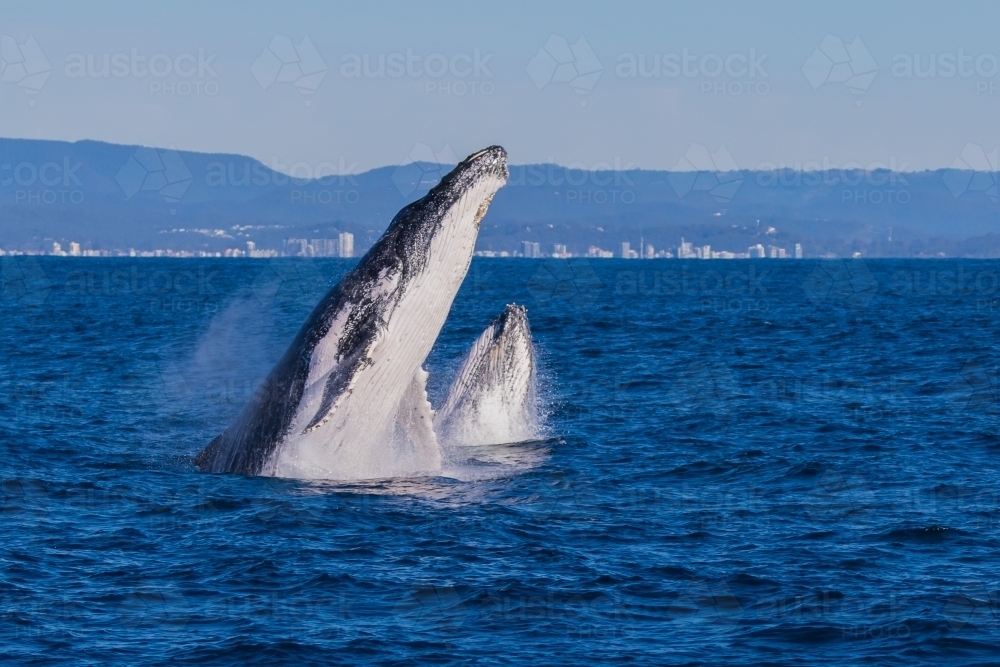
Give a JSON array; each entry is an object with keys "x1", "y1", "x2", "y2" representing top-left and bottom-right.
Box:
[
  {"x1": 522, "y1": 241, "x2": 541, "y2": 258},
  {"x1": 701, "y1": 244, "x2": 711, "y2": 259},
  {"x1": 69, "y1": 242, "x2": 81, "y2": 256},
  {"x1": 285, "y1": 238, "x2": 308, "y2": 256},
  {"x1": 794, "y1": 243, "x2": 803, "y2": 259},
  {"x1": 620, "y1": 241, "x2": 633, "y2": 258},
  {"x1": 587, "y1": 245, "x2": 614, "y2": 258},
  {"x1": 308, "y1": 239, "x2": 336, "y2": 257},
  {"x1": 553, "y1": 243, "x2": 568, "y2": 258},
  {"x1": 677, "y1": 238, "x2": 697, "y2": 259},
  {"x1": 338, "y1": 233, "x2": 354, "y2": 258},
  {"x1": 644, "y1": 244, "x2": 654, "y2": 259},
  {"x1": 52, "y1": 242, "x2": 64, "y2": 256},
  {"x1": 244, "y1": 241, "x2": 278, "y2": 258},
  {"x1": 749, "y1": 243, "x2": 766, "y2": 258}
]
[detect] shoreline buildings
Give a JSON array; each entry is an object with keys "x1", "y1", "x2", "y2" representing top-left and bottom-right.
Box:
[
  {"x1": 283, "y1": 233, "x2": 354, "y2": 258},
  {"x1": 23, "y1": 231, "x2": 805, "y2": 260}
]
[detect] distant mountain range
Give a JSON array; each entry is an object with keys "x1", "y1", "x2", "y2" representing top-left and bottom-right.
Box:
[{"x1": 1, "y1": 138, "x2": 998, "y2": 257}]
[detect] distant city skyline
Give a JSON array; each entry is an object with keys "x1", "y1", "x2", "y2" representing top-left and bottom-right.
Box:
[
  {"x1": 2, "y1": 1, "x2": 998, "y2": 172},
  {"x1": 22, "y1": 233, "x2": 813, "y2": 260},
  {"x1": 33, "y1": 233, "x2": 354, "y2": 259}
]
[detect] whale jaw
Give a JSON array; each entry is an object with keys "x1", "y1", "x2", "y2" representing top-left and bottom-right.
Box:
[
  {"x1": 435, "y1": 304, "x2": 538, "y2": 447},
  {"x1": 196, "y1": 146, "x2": 508, "y2": 480}
]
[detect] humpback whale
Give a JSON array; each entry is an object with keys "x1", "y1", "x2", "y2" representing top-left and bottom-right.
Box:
[
  {"x1": 435, "y1": 304, "x2": 537, "y2": 447},
  {"x1": 195, "y1": 146, "x2": 508, "y2": 479}
]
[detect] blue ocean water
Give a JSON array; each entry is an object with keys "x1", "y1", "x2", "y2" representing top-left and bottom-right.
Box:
[{"x1": 1, "y1": 257, "x2": 999, "y2": 665}]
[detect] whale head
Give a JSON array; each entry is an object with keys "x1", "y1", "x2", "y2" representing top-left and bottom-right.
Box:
[
  {"x1": 476, "y1": 303, "x2": 534, "y2": 398},
  {"x1": 384, "y1": 145, "x2": 508, "y2": 265},
  {"x1": 494, "y1": 302, "x2": 530, "y2": 340},
  {"x1": 325, "y1": 146, "x2": 509, "y2": 307},
  {"x1": 433, "y1": 145, "x2": 509, "y2": 213},
  {"x1": 434, "y1": 303, "x2": 537, "y2": 446}
]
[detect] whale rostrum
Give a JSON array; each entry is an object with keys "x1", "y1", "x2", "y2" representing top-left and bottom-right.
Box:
[
  {"x1": 435, "y1": 304, "x2": 537, "y2": 447},
  {"x1": 195, "y1": 146, "x2": 509, "y2": 479}
]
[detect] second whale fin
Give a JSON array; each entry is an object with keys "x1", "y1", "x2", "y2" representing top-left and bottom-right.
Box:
[{"x1": 395, "y1": 366, "x2": 442, "y2": 470}]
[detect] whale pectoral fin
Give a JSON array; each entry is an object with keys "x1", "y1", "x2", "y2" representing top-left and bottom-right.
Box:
[
  {"x1": 301, "y1": 347, "x2": 367, "y2": 434},
  {"x1": 395, "y1": 367, "x2": 442, "y2": 471}
]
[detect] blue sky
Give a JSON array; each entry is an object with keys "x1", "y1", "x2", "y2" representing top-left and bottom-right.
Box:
[{"x1": 2, "y1": 0, "x2": 998, "y2": 172}]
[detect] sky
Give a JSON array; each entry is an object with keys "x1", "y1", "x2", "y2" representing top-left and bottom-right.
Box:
[{"x1": 2, "y1": 0, "x2": 999, "y2": 173}]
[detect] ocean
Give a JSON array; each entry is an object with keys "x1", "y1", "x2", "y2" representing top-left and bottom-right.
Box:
[{"x1": 2, "y1": 257, "x2": 999, "y2": 665}]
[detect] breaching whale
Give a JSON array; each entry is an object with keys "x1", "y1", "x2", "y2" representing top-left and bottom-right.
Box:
[
  {"x1": 195, "y1": 146, "x2": 508, "y2": 479},
  {"x1": 434, "y1": 304, "x2": 537, "y2": 447}
]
